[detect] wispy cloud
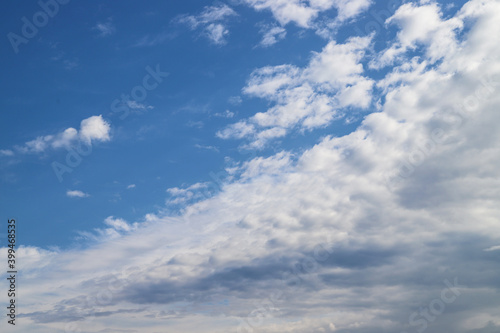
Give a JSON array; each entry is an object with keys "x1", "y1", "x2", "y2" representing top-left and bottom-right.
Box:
[
  {"x1": 127, "y1": 100, "x2": 154, "y2": 112},
  {"x1": 133, "y1": 31, "x2": 176, "y2": 47},
  {"x1": 258, "y1": 24, "x2": 286, "y2": 47},
  {"x1": 176, "y1": 4, "x2": 237, "y2": 45},
  {"x1": 194, "y1": 144, "x2": 220, "y2": 152},
  {"x1": 214, "y1": 110, "x2": 235, "y2": 118},
  {"x1": 103, "y1": 216, "x2": 134, "y2": 232},
  {"x1": 66, "y1": 190, "x2": 90, "y2": 198},
  {"x1": 0, "y1": 149, "x2": 14, "y2": 156},
  {"x1": 484, "y1": 245, "x2": 500, "y2": 252},
  {"x1": 228, "y1": 96, "x2": 242, "y2": 105},
  {"x1": 94, "y1": 18, "x2": 116, "y2": 37}
]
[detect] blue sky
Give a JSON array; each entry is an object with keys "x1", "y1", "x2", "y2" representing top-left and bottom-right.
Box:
[
  {"x1": 1, "y1": 0, "x2": 364, "y2": 247},
  {"x1": 1, "y1": 0, "x2": 500, "y2": 332}
]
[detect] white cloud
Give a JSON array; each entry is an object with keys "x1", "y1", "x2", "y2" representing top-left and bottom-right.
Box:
[
  {"x1": 94, "y1": 19, "x2": 116, "y2": 37},
  {"x1": 243, "y1": 0, "x2": 372, "y2": 28},
  {"x1": 205, "y1": 23, "x2": 230, "y2": 45},
  {"x1": 218, "y1": 35, "x2": 374, "y2": 148},
  {"x1": 166, "y1": 182, "x2": 212, "y2": 205},
  {"x1": 228, "y1": 96, "x2": 243, "y2": 105},
  {"x1": 0, "y1": 149, "x2": 14, "y2": 156},
  {"x1": 23, "y1": 135, "x2": 54, "y2": 153},
  {"x1": 244, "y1": 0, "x2": 321, "y2": 28},
  {"x1": 127, "y1": 100, "x2": 154, "y2": 111},
  {"x1": 79, "y1": 115, "x2": 112, "y2": 144},
  {"x1": 51, "y1": 127, "x2": 78, "y2": 149},
  {"x1": 177, "y1": 4, "x2": 237, "y2": 45},
  {"x1": 327, "y1": 0, "x2": 372, "y2": 21},
  {"x1": 17, "y1": 115, "x2": 111, "y2": 154},
  {"x1": 194, "y1": 144, "x2": 220, "y2": 152},
  {"x1": 133, "y1": 31, "x2": 176, "y2": 47},
  {"x1": 484, "y1": 245, "x2": 500, "y2": 252},
  {"x1": 127, "y1": 184, "x2": 136, "y2": 189},
  {"x1": 238, "y1": 151, "x2": 293, "y2": 179},
  {"x1": 258, "y1": 25, "x2": 287, "y2": 47},
  {"x1": 104, "y1": 216, "x2": 133, "y2": 232},
  {"x1": 370, "y1": 2, "x2": 463, "y2": 69},
  {"x1": 214, "y1": 109, "x2": 235, "y2": 118},
  {"x1": 66, "y1": 190, "x2": 89, "y2": 198}
]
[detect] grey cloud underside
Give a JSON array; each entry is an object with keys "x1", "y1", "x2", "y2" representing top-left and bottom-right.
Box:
[{"x1": 25, "y1": 231, "x2": 500, "y2": 331}]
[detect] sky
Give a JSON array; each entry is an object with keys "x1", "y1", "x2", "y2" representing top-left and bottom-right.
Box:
[{"x1": 0, "y1": 0, "x2": 500, "y2": 332}]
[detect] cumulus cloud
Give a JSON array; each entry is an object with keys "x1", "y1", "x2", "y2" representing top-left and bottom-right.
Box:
[
  {"x1": 370, "y1": 2, "x2": 463, "y2": 69},
  {"x1": 7, "y1": 1, "x2": 500, "y2": 332},
  {"x1": 218, "y1": 35, "x2": 374, "y2": 148},
  {"x1": 243, "y1": 0, "x2": 372, "y2": 28},
  {"x1": 176, "y1": 4, "x2": 237, "y2": 45},
  {"x1": 79, "y1": 115, "x2": 112, "y2": 144},
  {"x1": 17, "y1": 115, "x2": 111, "y2": 154}
]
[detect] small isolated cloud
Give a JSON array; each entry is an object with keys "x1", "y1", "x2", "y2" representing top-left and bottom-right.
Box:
[
  {"x1": 258, "y1": 25, "x2": 287, "y2": 47},
  {"x1": 79, "y1": 115, "x2": 112, "y2": 144},
  {"x1": 63, "y1": 59, "x2": 79, "y2": 70},
  {"x1": 484, "y1": 245, "x2": 500, "y2": 252},
  {"x1": 205, "y1": 23, "x2": 229, "y2": 45},
  {"x1": 194, "y1": 144, "x2": 219, "y2": 152},
  {"x1": 127, "y1": 184, "x2": 136, "y2": 189},
  {"x1": 228, "y1": 96, "x2": 242, "y2": 105},
  {"x1": 0, "y1": 149, "x2": 14, "y2": 156},
  {"x1": 176, "y1": 4, "x2": 237, "y2": 45},
  {"x1": 66, "y1": 190, "x2": 89, "y2": 198},
  {"x1": 133, "y1": 31, "x2": 176, "y2": 47},
  {"x1": 94, "y1": 19, "x2": 116, "y2": 37},
  {"x1": 17, "y1": 115, "x2": 111, "y2": 154},
  {"x1": 186, "y1": 120, "x2": 204, "y2": 129},
  {"x1": 214, "y1": 110, "x2": 235, "y2": 118},
  {"x1": 127, "y1": 101, "x2": 154, "y2": 111}
]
